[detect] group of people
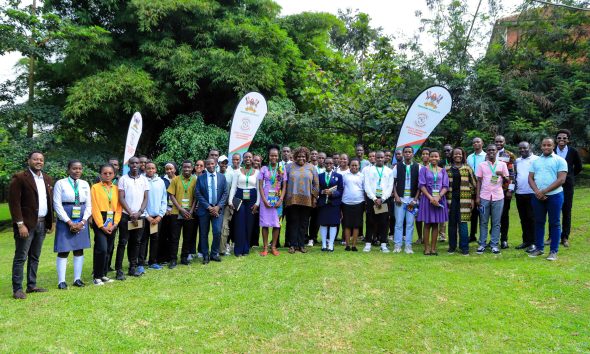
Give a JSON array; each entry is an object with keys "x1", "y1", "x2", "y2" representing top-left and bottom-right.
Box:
[{"x1": 8, "y1": 129, "x2": 582, "y2": 299}]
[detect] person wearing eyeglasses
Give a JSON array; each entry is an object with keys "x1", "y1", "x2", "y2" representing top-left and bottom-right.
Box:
[{"x1": 553, "y1": 129, "x2": 582, "y2": 248}]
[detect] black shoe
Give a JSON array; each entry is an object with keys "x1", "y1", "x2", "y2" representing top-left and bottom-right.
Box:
[
  {"x1": 321, "y1": 248, "x2": 327, "y2": 252},
  {"x1": 515, "y1": 243, "x2": 530, "y2": 250},
  {"x1": 469, "y1": 236, "x2": 477, "y2": 243},
  {"x1": 210, "y1": 255, "x2": 222, "y2": 262},
  {"x1": 168, "y1": 261, "x2": 177, "y2": 269},
  {"x1": 345, "y1": 246, "x2": 351, "y2": 251},
  {"x1": 202, "y1": 256, "x2": 210, "y2": 264},
  {"x1": 128, "y1": 268, "x2": 137, "y2": 277},
  {"x1": 526, "y1": 245, "x2": 537, "y2": 253},
  {"x1": 447, "y1": 248, "x2": 456, "y2": 254},
  {"x1": 73, "y1": 279, "x2": 85, "y2": 287},
  {"x1": 180, "y1": 258, "x2": 191, "y2": 265},
  {"x1": 58, "y1": 282, "x2": 68, "y2": 290},
  {"x1": 116, "y1": 270, "x2": 126, "y2": 281},
  {"x1": 108, "y1": 267, "x2": 115, "y2": 272},
  {"x1": 501, "y1": 241, "x2": 509, "y2": 249},
  {"x1": 351, "y1": 246, "x2": 358, "y2": 252}
]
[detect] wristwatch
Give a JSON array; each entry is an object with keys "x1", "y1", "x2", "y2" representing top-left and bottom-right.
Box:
[{"x1": 17, "y1": 221, "x2": 24, "y2": 226}]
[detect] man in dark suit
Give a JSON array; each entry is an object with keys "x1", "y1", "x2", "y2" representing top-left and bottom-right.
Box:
[
  {"x1": 8, "y1": 151, "x2": 54, "y2": 299},
  {"x1": 195, "y1": 158, "x2": 228, "y2": 264},
  {"x1": 554, "y1": 129, "x2": 583, "y2": 247}
]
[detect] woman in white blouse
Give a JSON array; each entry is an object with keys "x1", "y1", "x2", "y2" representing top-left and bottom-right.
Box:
[
  {"x1": 53, "y1": 160, "x2": 92, "y2": 289},
  {"x1": 341, "y1": 159, "x2": 364, "y2": 251},
  {"x1": 228, "y1": 152, "x2": 260, "y2": 256}
]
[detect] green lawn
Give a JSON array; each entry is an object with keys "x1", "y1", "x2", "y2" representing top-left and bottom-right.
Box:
[{"x1": 0, "y1": 189, "x2": 589, "y2": 352}]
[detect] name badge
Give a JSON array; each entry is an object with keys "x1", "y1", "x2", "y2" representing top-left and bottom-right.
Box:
[
  {"x1": 404, "y1": 189, "x2": 411, "y2": 197},
  {"x1": 490, "y1": 175, "x2": 499, "y2": 184},
  {"x1": 498, "y1": 156, "x2": 509, "y2": 162},
  {"x1": 268, "y1": 190, "x2": 276, "y2": 198},
  {"x1": 268, "y1": 195, "x2": 278, "y2": 207},
  {"x1": 376, "y1": 187, "x2": 383, "y2": 198},
  {"x1": 432, "y1": 189, "x2": 440, "y2": 197},
  {"x1": 243, "y1": 190, "x2": 251, "y2": 200},
  {"x1": 181, "y1": 198, "x2": 190, "y2": 208},
  {"x1": 104, "y1": 210, "x2": 114, "y2": 227},
  {"x1": 71, "y1": 206, "x2": 81, "y2": 219}
]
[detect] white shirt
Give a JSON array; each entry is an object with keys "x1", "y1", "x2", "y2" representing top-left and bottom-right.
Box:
[
  {"x1": 467, "y1": 151, "x2": 487, "y2": 174},
  {"x1": 336, "y1": 167, "x2": 351, "y2": 175},
  {"x1": 118, "y1": 174, "x2": 150, "y2": 214},
  {"x1": 364, "y1": 165, "x2": 393, "y2": 201},
  {"x1": 556, "y1": 145, "x2": 568, "y2": 159},
  {"x1": 342, "y1": 172, "x2": 365, "y2": 205},
  {"x1": 392, "y1": 163, "x2": 416, "y2": 203},
  {"x1": 515, "y1": 155, "x2": 539, "y2": 194},
  {"x1": 30, "y1": 169, "x2": 48, "y2": 217},
  {"x1": 229, "y1": 168, "x2": 261, "y2": 206},
  {"x1": 53, "y1": 177, "x2": 92, "y2": 222},
  {"x1": 207, "y1": 171, "x2": 218, "y2": 205}
]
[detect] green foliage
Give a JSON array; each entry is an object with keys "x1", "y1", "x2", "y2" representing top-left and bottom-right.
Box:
[{"x1": 154, "y1": 112, "x2": 228, "y2": 166}]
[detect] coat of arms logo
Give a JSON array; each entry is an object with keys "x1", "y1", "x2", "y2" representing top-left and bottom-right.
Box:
[
  {"x1": 424, "y1": 90, "x2": 444, "y2": 109},
  {"x1": 245, "y1": 96, "x2": 259, "y2": 113}
]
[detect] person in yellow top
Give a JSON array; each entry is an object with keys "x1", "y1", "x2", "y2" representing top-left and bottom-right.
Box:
[
  {"x1": 166, "y1": 160, "x2": 197, "y2": 268},
  {"x1": 91, "y1": 164, "x2": 122, "y2": 286}
]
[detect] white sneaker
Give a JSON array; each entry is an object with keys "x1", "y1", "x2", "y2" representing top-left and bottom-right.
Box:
[
  {"x1": 380, "y1": 243, "x2": 390, "y2": 253},
  {"x1": 388, "y1": 235, "x2": 394, "y2": 241},
  {"x1": 93, "y1": 279, "x2": 104, "y2": 286},
  {"x1": 393, "y1": 245, "x2": 402, "y2": 253},
  {"x1": 101, "y1": 276, "x2": 114, "y2": 283},
  {"x1": 197, "y1": 253, "x2": 204, "y2": 259},
  {"x1": 341, "y1": 241, "x2": 346, "y2": 245},
  {"x1": 187, "y1": 254, "x2": 193, "y2": 261},
  {"x1": 225, "y1": 245, "x2": 231, "y2": 254},
  {"x1": 405, "y1": 246, "x2": 414, "y2": 254},
  {"x1": 363, "y1": 243, "x2": 372, "y2": 252},
  {"x1": 307, "y1": 240, "x2": 314, "y2": 247}
]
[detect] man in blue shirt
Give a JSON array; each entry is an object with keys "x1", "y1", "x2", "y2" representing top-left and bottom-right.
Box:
[
  {"x1": 528, "y1": 138, "x2": 568, "y2": 261},
  {"x1": 139, "y1": 161, "x2": 168, "y2": 271},
  {"x1": 467, "y1": 137, "x2": 487, "y2": 243}
]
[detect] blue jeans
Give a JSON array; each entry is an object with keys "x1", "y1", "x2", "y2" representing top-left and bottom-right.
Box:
[
  {"x1": 394, "y1": 203, "x2": 414, "y2": 246},
  {"x1": 532, "y1": 192, "x2": 563, "y2": 253},
  {"x1": 448, "y1": 198, "x2": 469, "y2": 252},
  {"x1": 479, "y1": 199, "x2": 504, "y2": 248},
  {"x1": 198, "y1": 210, "x2": 224, "y2": 257}
]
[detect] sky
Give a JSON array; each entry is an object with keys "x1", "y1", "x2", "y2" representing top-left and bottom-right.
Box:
[{"x1": 0, "y1": 0, "x2": 523, "y2": 86}]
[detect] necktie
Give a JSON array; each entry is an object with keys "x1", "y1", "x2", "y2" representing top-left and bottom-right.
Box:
[
  {"x1": 74, "y1": 180, "x2": 80, "y2": 205},
  {"x1": 210, "y1": 174, "x2": 216, "y2": 205}
]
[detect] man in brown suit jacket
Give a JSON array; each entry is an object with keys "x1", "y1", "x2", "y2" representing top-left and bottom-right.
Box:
[{"x1": 9, "y1": 151, "x2": 54, "y2": 299}]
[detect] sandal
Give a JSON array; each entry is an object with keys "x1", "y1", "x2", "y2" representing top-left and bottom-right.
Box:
[
  {"x1": 260, "y1": 248, "x2": 268, "y2": 257},
  {"x1": 271, "y1": 247, "x2": 280, "y2": 256}
]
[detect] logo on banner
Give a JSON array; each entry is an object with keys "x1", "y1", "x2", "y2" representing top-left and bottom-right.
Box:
[
  {"x1": 240, "y1": 118, "x2": 251, "y2": 131},
  {"x1": 424, "y1": 90, "x2": 444, "y2": 109},
  {"x1": 245, "y1": 96, "x2": 260, "y2": 113},
  {"x1": 415, "y1": 113, "x2": 428, "y2": 127}
]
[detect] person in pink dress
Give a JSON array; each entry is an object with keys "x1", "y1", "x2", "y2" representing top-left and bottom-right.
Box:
[{"x1": 258, "y1": 145, "x2": 287, "y2": 256}]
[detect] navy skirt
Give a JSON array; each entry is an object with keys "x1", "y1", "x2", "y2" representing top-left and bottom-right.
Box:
[
  {"x1": 318, "y1": 203, "x2": 341, "y2": 226},
  {"x1": 54, "y1": 203, "x2": 91, "y2": 252}
]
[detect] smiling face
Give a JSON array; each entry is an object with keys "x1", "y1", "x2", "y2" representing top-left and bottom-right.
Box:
[
  {"x1": 269, "y1": 149, "x2": 279, "y2": 165},
  {"x1": 541, "y1": 138, "x2": 555, "y2": 156},
  {"x1": 355, "y1": 145, "x2": 364, "y2": 158},
  {"x1": 145, "y1": 162, "x2": 157, "y2": 178},
  {"x1": 243, "y1": 153, "x2": 253, "y2": 168},
  {"x1": 518, "y1": 142, "x2": 531, "y2": 158},
  {"x1": 429, "y1": 151, "x2": 440, "y2": 166},
  {"x1": 295, "y1": 152, "x2": 306, "y2": 166},
  {"x1": 421, "y1": 150, "x2": 430, "y2": 164},
  {"x1": 350, "y1": 160, "x2": 360, "y2": 173},
  {"x1": 205, "y1": 159, "x2": 216, "y2": 173},
  {"x1": 495, "y1": 136, "x2": 505, "y2": 150},
  {"x1": 28, "y1": 153, "x2": 45, "y2": 172},
  {"x1": 165, "y1": 164, "x2": 176, "y2": 178},
  {"x1": 452, "y1": 148, "x2": 463, "y2": 164},
  {"x1": 384, "y1": 151, "x2": 392, "y2": 163},
  {"x1": 486, "y1": 145, "x2": 497, "y2": 161},
  {"x1": 182, "y1": 163, "x2": 193, "y2": 178},
  {"x1": 339, "y1": 154, "x2": 349, "y2": 169},
  {"x1": 195, "y1": 160, "x2": 204, "y2": 174},
  {"x1": 253, "y1": 155, "x2": 262, "y2": 169},
  {"x1": 139, "y1": 156, "x2": 148, "y2": 171},
  {"x1": 556, "y1": 133, "x2": 569, "y2": 149},
  {"x1": 324, "y1": 158, "x2": 334, "y2": 172},
  {"x1": 368, "y1": 152, "x2": 376, "y2": 165},
  {"x1": 68, "y1": 162, "x2": 83, "y2": 179},
  {"x1": 375, "y1": 152, "x2": 384, "y2": 167}
]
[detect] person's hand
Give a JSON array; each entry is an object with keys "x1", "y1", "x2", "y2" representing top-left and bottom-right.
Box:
[
  {"x1": 251, "y1": 204, "x2": 259, "y2": 214},
  {"x1": 506, "y1": 190, "x2": 513, "y2": 200},
  {"x1": 430, "y1": 197, "x2": 441, "y2": 207},
  {"x1": 263, "y1": 199, "x2": 271, "y2": 209},
  {"x1": 165, "y1": 209, "x2": 171, "y2": 216},
  {"x1": 180, "y1": 208, "x2": 191, "y2": 219},
  {"x1": 375, "y1": 198, "x2": 383, "y2": 207},
  {"x1": 535, "y1": 189, "x2": 547, "y2": 201},
  {"x1": 101, "y1": 225, "x2": 113, "y2": 235},
  {"x1": 147, "y1": 216, "x2": 154, "y2": 224},
  {"x1": 275, "y1": 198, "x2": 283, "y2": 208},
  {"x1": 229, "y1": 203, "x2": 234, "y2": 210},
  {"x1": 470, "y1": 200, "x2": 474, "y2": 209},
  {"x1": 394, "y1": 195, "x2": 402, "y2": 205},
  {"x1": 325, "y1": 189, "x2": 333, "y2": 196},
  {"x1": 17, "y1": 224, "x2": 29, "y2": 238},
  {"x1": 496, "y1": 170, "x2": 504, "y2": 176},
  {"x1": 475, "y1": 196, "x2": 481, "y2": 207}
]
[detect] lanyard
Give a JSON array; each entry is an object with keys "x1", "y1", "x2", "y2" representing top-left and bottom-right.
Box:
[
  {"x1": 472, "y1": 154, "x2": 477, "y2": 173},
  {"x1": 376, "y1": 166, "x2": 384, "y2": 185},
  {"x1": 180, "y1": 176, "x2": 193, "y2": 197},
  {"x1": 67, "y1": 177, "x2": 80, "y2": 205},
  {"x1": 404, "y1": 162, "x2": 412, "y2": 177},
  {"x1": 269, "y1": 165, "x2": 278, "y2": 186},
  {"x1": 245, "y1": 168, "x2": 253, "y2": 188},
  {"x1": 429, "y1": 163, "x2": 438, "y2": 185},
  {"x1": 488, "y1": 161, "x2": 497, "y2": 175},
  {"x1": 324, "y1": 172, "x2": 331, "y2": 186},
  {"x1": 102, "y1": 183, "x2": 113, "y2": 209}
]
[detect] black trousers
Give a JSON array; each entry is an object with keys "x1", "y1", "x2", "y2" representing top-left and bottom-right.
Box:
[
  {"x1": 12, "y1": 220, "x2": 46, "y2": 292},
  {"x1": 93, "y1": 224, "x2": 116, "y2": 279},
  {"x1": 561, "y1": 183, "x2": 574, "y2": 240},
  {"x1": 288, "y1": 205, "x2": 311, "y2": 248},
  {"x1": 364, "y1": 199, "x2": 374, "y2": 242},
  {"x1": 170, "y1": 217, "x2": 195, "y2": 261},
  {"x1": 388, "y1": 199, "x2": 395, "y2": 236},
  {"x1": 365, "y1": 200, "x2": 389, "y2": 244},
  {"x1": 500, "y1": 191, "x2": 512, "y2": 242},
  {"x1": 106, "y1": 227, "x2": 117, "y2": 271},
  {"x1": 283, "y1": 209, "x2": 291, "y2": 247},
  {"x1": 115, "y1": 214, "x2": 144, "y2": 272},
  {"x1": 470, "y1": 205, "x2": 479, "y2": 237},
  {"x1": 158, "y1": 214, "x2": 174, "y2": 263},
  {"x1": 191, "y1": 214, "x2": 199, "y2": 255},
  {"x1": 139, "y1": 220, "x2": 159, "y2": 265},
  {"x1": 306, "y1": 208, "x2": 320, "y2": 243},
  {"x1": 515, "y1": 194, "x2": 535, "y2": 245}
]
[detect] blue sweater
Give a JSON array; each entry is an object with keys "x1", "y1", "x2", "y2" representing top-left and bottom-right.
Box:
[{"x1": 145, "y1": 175, "x2": 168, "y2": 217}]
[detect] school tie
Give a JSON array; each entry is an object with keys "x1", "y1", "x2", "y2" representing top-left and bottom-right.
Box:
[
  {"x1": 74, "y1": 180, "x2": 80, "y2": 205},
  {"x1": 210, "y1": 173, "x2": 216, "y2": 205}
]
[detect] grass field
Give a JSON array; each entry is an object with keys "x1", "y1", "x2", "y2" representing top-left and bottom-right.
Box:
[{"x1": 0, "y1": 187, "x2": 589, "y2": 352}]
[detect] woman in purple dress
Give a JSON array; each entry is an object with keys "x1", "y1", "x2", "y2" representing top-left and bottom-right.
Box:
[
  {"x1": 258, "y1": 145, "x2": 287, "y2": 256},
  {"x1": 417, "y1": 149, "x2": 449, "y2": 256}
]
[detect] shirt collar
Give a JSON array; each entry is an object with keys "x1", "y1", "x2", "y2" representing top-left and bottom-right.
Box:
[{"x1": 29, "y1": 168, "x2": 43, "y2": 179}]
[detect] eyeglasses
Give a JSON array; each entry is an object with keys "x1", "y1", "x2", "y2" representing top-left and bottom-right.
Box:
[{"x1": 556, "y1": 137, "x2": 568, "y2": 140}]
